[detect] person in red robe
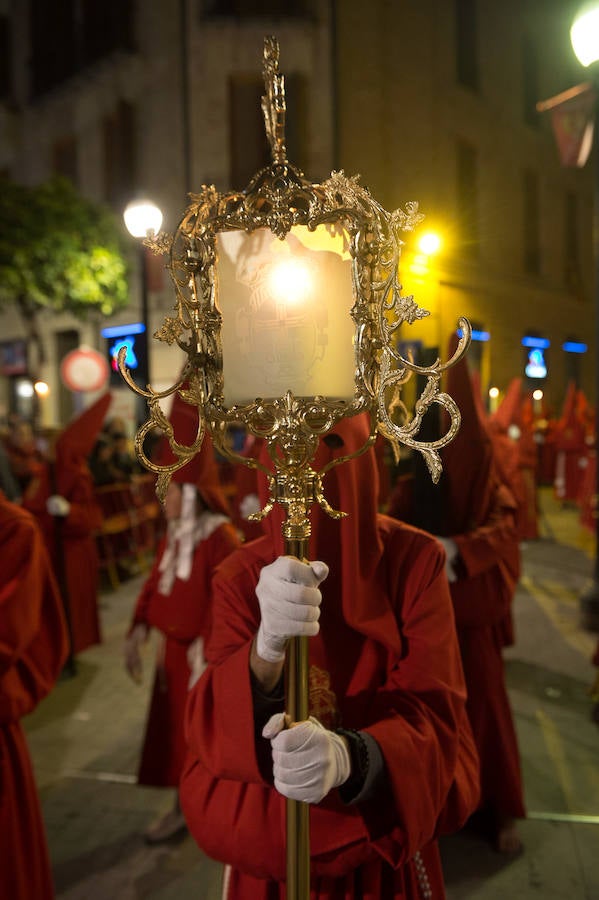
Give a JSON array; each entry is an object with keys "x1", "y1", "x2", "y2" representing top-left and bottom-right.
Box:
[
  {"x1": 434, "y1": 347, "x2": 526, "y2": 853},
  {"x1": 554, "y1": 381, "x2": 587, "y2": 505},
  {"x1": 487, "y1": 379, "x2": 530, "y2": 541},
  {"x1": 22, "y1": 394, "x2": 110, "y2": 656},
  {"x1": 0, "y1": 489, "x2": 69, "y2": 899},
  {"x1": 180, "y1": 412, "x2": 480, "y2": 899},
  {"x1": 124, "y1": 392, "x2": 240, "y2": 843}
]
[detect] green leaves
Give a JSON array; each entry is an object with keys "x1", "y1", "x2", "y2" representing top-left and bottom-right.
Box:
[{"x1": 0, "y1": 175, "x2": 129, "y2": 318}]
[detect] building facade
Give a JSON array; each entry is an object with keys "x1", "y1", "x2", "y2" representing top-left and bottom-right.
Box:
[{"x1": 0, "y1": 0, "x2": 594, "y2": 428}]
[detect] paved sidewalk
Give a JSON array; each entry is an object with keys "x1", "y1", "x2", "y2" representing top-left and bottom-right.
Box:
[{"x1": 23, "y1": 488, "x2": 599, "y2": 899}]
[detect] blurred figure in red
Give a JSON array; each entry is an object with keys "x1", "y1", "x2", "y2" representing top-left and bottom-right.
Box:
[
  {"x1": 22, "y1": 394, "x2": 110, "y2": 657},
  {"x1": 554, "y1": 381, "x2": 588, "y2": 505},
  {"x1": 181, "y1": 412, "x2": 479, "y2": 899},
  {"x1": 488, "y1": 378, "x2": 538, "y2": 542},
  {"x1": 436, "y1": 347, "x2": 525, "y2": 853},
  {"x1": 2, "y1": 417, "x2": 44, "y2": 493},
  {"x1": 0, "y1": 489, "x2": 69, "y2": 899},
  {"x1": 124, "y1": 392, "x2": 240, "y2": 843}
]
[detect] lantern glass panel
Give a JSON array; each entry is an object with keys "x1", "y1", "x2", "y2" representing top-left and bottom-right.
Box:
[{"x1": 217, "y1": 224, "x2": 355, "y2": 405}]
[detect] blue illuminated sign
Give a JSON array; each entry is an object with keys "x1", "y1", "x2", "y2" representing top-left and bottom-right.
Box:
[
  {"x1": 109, "y1": 336, "x2": 139, "y2": 372},
  {"x1": 525, "y1": 347, "x2": 547, "y2": 379},
  {"x1": 101, "y1": 322, "x2": 146, "y2": 338},
  {"x1": 522, "y1": 335, "x2": 550, "y2": 349},
  {"x1": 562, "y1": 341, "x2": 587, "y2": 354},
  {"x1": 457, "y1": 328, "x2": 490, "y2": 342}
]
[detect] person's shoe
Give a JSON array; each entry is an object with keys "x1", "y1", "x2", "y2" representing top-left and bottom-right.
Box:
[{"x1": 143, "y1": 808, "x2": 187, "y2": 844}]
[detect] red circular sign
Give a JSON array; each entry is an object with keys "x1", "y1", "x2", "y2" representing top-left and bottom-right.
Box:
[{"x1": 60, "y1": 348, "x2": 109, "y2": 392}]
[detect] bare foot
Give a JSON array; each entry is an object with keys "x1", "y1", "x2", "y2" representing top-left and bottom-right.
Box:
[{"x1": 495, "y1": 816, "x2": 523, "y2": 854}]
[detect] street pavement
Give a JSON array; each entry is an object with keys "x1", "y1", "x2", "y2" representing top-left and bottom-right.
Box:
[{"x1": 23, "y1": 488, "x2": 599, "y2": 899}]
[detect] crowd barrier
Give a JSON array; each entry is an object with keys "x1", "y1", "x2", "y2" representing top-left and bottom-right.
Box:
[{"x1": 94, "y1": 473, "x2": 164, "y2": 590}]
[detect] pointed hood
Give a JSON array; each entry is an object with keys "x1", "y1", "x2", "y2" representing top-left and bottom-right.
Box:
[
  {"x1": 440, "y1": 335, "x2": 496, "y2": 534},
  {"x1": 56, "y1": 392, "x2": 112, "y2": 463},
  {"x1": 555, "y1": 380, "x2": 586, "y2": 451},
  {"x1": 490, "y1": 377, "x2": 523, "y2": 433},
  {"x1": 158, "y1": 387, "x2": 230, "y2": 516},
  {"x1": 257, "y1": 412, "x2": 405, "y2": 656},
  {"x1": 559, "y1": 380, "x2": 578, "y2": 428}
]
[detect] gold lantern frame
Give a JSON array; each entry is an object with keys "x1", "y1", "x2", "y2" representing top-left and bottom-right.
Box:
[
  {"x1": 120, "y1": 38, "x2": 470, "y2": 506},
  {"x1": 119, "y1": 35, "x2": 471, "y2": 900}
]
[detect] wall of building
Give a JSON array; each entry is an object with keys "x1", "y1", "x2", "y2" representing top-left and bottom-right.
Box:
[{"x1": 0, "y1": 0, "x2": 594, "y2": 429}]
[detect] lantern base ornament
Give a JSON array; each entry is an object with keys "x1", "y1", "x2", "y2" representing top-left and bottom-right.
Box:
[{"x1": 119, "y1": 35, "x2": 471, "y2": 900}]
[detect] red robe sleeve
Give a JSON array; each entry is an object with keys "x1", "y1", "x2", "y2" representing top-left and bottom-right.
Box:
[
  {"x1": 181, "y1": 531, "x2": 478, "y2": 880},
  {"x1": 450, "y1": 485, "x2": 521, "y2": 629},
  {"x1": 0, "y1": 501, "x2": 69, "y2": 722}
]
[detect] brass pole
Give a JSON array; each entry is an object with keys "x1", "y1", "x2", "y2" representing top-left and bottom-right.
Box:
[{"x1": 284, "y1": 534, "x2": 311, "y2": 900}]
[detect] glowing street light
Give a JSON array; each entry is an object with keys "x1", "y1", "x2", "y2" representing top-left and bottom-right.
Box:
[
  {"x1": 417, "y1": 230, "x2": 442, "y2": 255},
  {"x1": 123, "y1": 199, "x2": 163, "y2": 399},
  {"x1": 123, "y1": 199, "x2": 163, "y2": 239}
]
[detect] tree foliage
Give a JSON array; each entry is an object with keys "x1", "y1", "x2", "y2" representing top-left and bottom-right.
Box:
[{"x1": 0, "y1": 176, "x2": 129, "y2": 318}]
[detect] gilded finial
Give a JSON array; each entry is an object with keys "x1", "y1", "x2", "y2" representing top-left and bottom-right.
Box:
[{"x1": 261, "y1": 35, "x2": 287, "y2": 164}]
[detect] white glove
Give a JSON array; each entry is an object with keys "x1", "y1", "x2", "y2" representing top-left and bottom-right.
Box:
[
  {"x1": 255, "y1": 556, "x2": 329, "y2": 663},
  {"x1": 47, "y1": 495, "x2": 71, "y2": 517},
  {"x1": 239, "y1": 492, "x2": 261, "y2": 520},
  {"x1": 123, "y1": 623, "x2": 148, "y2": 683},
  {"x1": 187, "y1": 637, "x2": 206, "y2": 690},
  {"x1": 263, "y1": 713, "x2": 351, "y2": 804},
  {"x1": 435, "y1": 536, "x2": 459, "y2": 583}
]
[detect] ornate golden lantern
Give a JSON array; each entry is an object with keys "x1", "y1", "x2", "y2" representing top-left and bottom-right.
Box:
[{"x1": 119, "y1": 36, "x2": 470, "y2": 900}]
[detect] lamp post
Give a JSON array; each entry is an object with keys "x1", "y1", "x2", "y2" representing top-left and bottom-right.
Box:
[
  {"x1": 123, "y1": 199, "x2": 163, "y2": 389},
  {"x1": 571, "y1": 2, "x2": 599, "y2": 631}
]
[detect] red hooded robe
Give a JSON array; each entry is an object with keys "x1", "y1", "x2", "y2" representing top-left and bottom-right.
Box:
[
  {"x1": 439, "y1": 347, "x2": 526, "y2": 827},
  {"x1": 22, "y1": 394, "x2": 110, "y2": 654},
  {"x1": 181, "y1": 412, "x2": 479, "y2": 899},
  {"x1": 129, "y1": 391, "x2": 240, "y2": 786},
  {"x1": 0, "y1": 491, "x2": 69, "y2": 899},
  {"x1": 554, "y1": 381, "x2": 588, "y2": 503}
]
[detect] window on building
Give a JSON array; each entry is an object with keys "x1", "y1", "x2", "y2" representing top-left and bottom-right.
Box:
[
  {"x1": 523, "y1": 169, "x2": 540, "y2": 275},
  {"x1": 522, "y1": 34, "x2": 539, "y2": 128},
  {"x1": 229, "y1": 72, "x2": 307, "y2": 187},
  {"x1": 52, "y1": 136, "x2": 79, "y2": 184},
  {"x1": 455, "y1": 0, "x2": 478, "y2": 90},
  {"x1": 202, "y1": 0, "x2": 310, "y2": 15},
  {"x1": 456, "y1": 138, "x2": 479, "y2": 254},
  {"x1": 29, "y1": 0, "x2": 135, "y2": 98},
  {"x1": 103, "y1": 100, "x2": 137, "y2": 209},
  {"x1": 564, "y1": 189, "x2": 581, "y2": 291},
  {"x1": 0, "y1": 16, "x2": 12, "y2": 102}
]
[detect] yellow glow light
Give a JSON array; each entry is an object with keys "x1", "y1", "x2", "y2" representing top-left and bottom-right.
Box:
[
  {"x1": 417, "y1": 232, "x2": 442, "y2": 256},
  {"x1": 533, "y1": 389, "x2": 544, "y2": 401},
  {"x1": 34, "y1": 380, "x2": 50, "y2": 397},
  {"x1": 571, "y1": 4, "x2": 599, "y2": 66},
  {"x1": 488, "y1": 386, "x2": 499, "y2": 399},
  {"x1": 268, "y1": 258, "x2": 313, "y2": 304}
]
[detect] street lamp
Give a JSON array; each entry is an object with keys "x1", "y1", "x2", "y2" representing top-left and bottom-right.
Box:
[
  {"x1": 571, "y1": 2, "x2": 599, "y2": 631},
  {"x1": 123, "y1": 198, "x2": 163, "y2": 388}
]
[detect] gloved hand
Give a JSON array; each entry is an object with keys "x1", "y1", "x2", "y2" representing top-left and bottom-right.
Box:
[
  {"x1": 46, "y1": 495, "x2": 71, "y2": 517},
  {"x1": 255, "y1": 556, "x2": 329, "y2": 663},
  {"x1": 187, "y1": 636, "x2": 206, "y2": 690},
  {"x1": 123, "y1": 623, "x2": 148, "y2": 683},
  {"x1": 263, "y1": 713, "x2": 351, "y2": 804},
  {"x1": 435, "y1": 536, "x2": 459, "y2": 583},
  {"x1": 239, "y1": 492, "x2": 261, "y2": 520}
]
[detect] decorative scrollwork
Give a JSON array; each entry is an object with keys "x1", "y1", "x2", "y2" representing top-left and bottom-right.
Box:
[{"x1": 119, "y1": 35, "x2": 471, "y2": 526}]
